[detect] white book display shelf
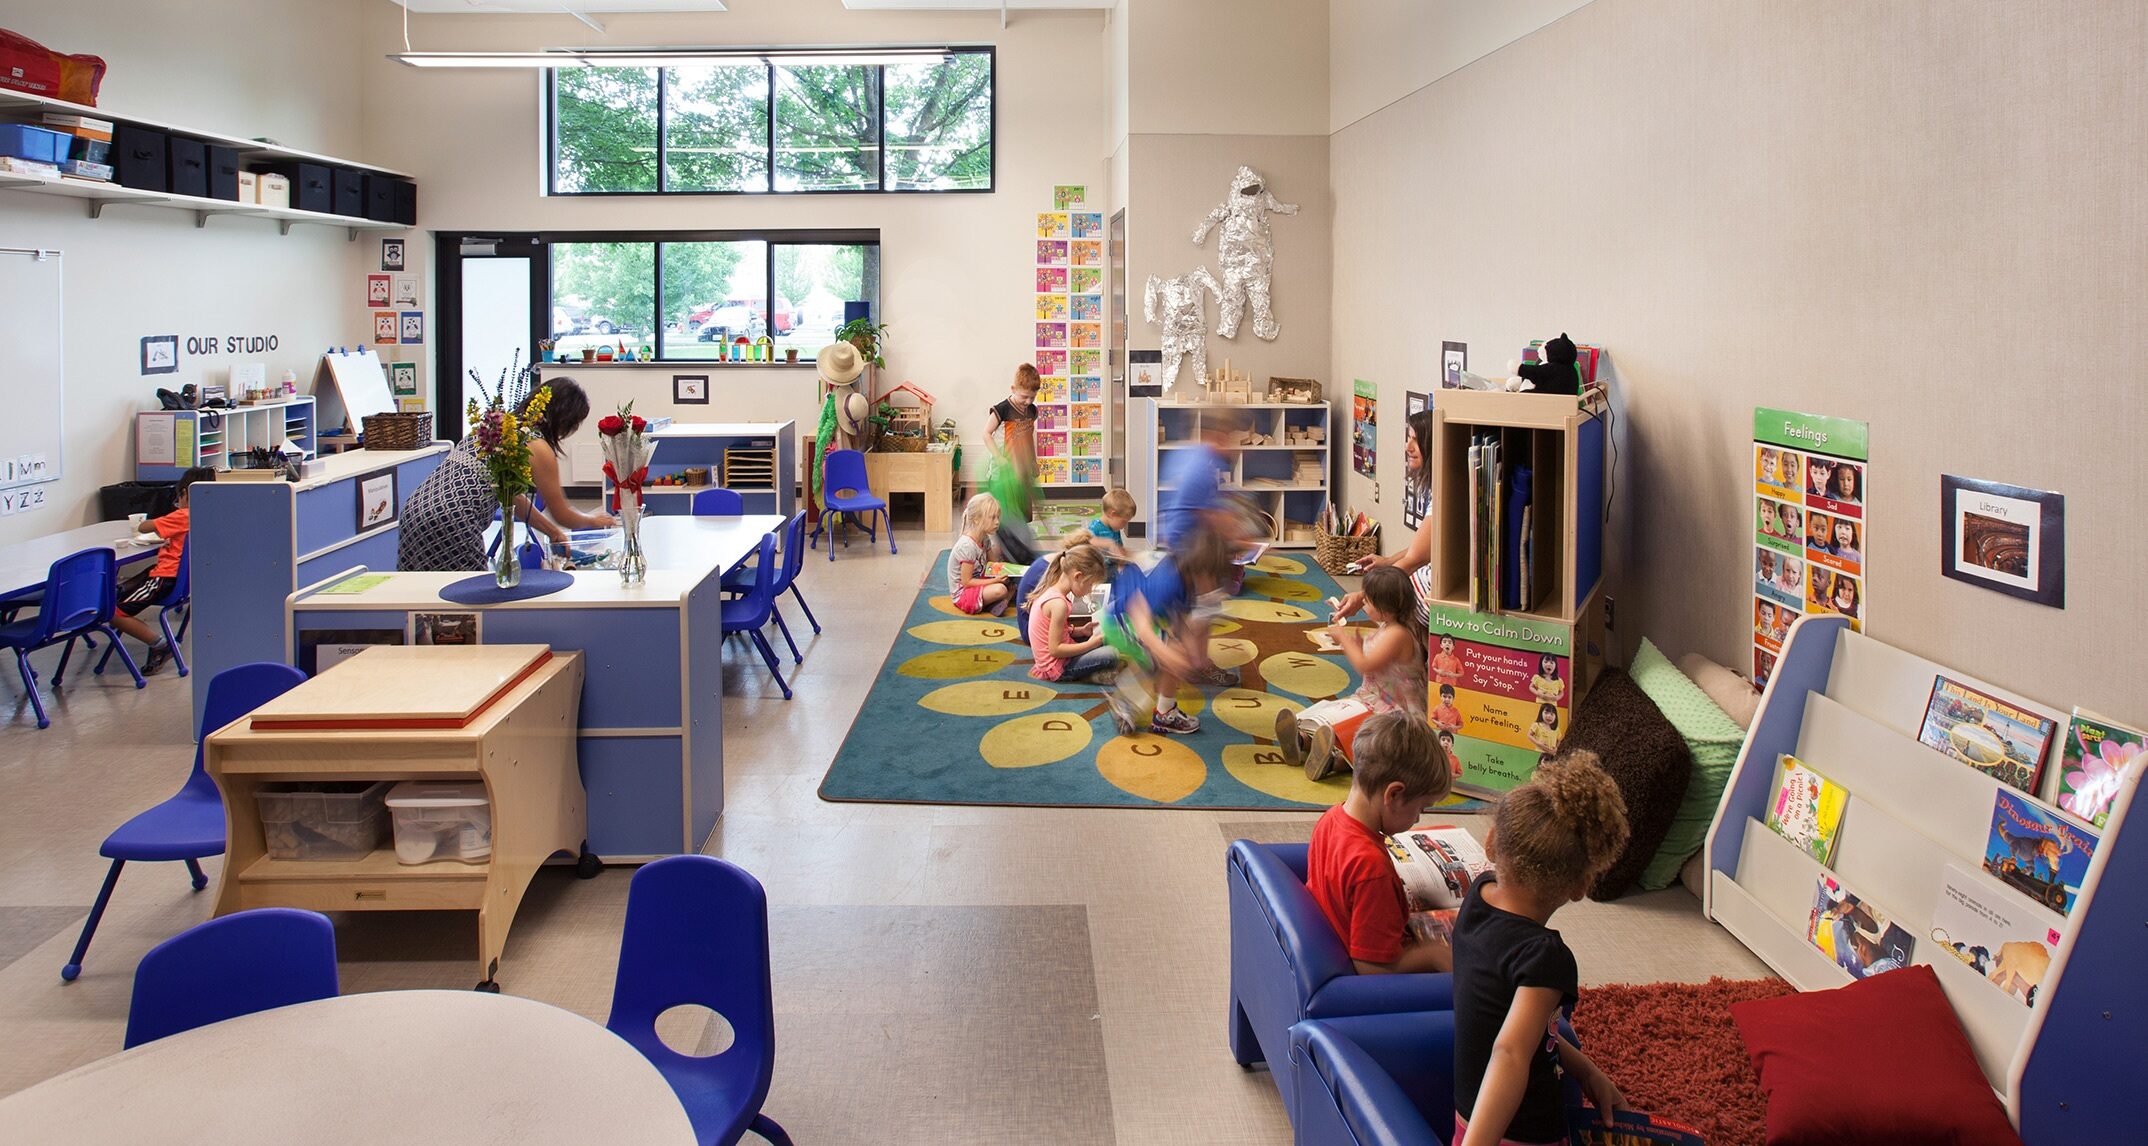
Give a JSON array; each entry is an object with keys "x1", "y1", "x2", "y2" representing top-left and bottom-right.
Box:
[{"x1": 1704, "y1": 614, "x2": 2141, "y2": 1142}]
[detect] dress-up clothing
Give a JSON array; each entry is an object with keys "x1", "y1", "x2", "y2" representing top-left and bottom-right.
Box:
[{"x1": 398, "y1": 438, "x2": 498, "y2": 572}]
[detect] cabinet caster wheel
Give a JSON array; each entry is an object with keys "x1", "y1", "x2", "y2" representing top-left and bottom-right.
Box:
[
  {"x1": 576, "y1": 847, "x2": 602, "y2": 879},
  {"x1": 475, "y1": 979, "x2": 501, "y2": 993}
]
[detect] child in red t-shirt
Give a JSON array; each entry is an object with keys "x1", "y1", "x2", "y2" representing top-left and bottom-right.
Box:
[
  {"x1": 111, "y1": 467, "x2": 212, "y2": 676},
  {"x1": 1305, "y1": 712, "x2": 1455, "y2": 973}
]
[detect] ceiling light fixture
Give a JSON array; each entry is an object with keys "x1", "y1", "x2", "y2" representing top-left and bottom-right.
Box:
[{"x1": 389, "y1": 46, "x2": 959, "y2": 68}]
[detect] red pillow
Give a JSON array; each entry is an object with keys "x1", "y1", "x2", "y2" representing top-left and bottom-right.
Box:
[{"x1": 1730, "y1": 964, "x2": 2022, "y2": 1145}]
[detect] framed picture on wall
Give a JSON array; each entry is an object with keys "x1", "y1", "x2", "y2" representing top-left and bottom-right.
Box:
[
  {"x1": 367, "y1": 274, "x2": 391, "y2": 307},
  {"x1": 388, "y1": 361, "x2": 418, "y2": 396},
  {"x1": 1442, "y1": 341, "x2": 1468, "y2": 388},
  {"x1": 1939, "y1": 475, "x2": 2065, "y2": 608},
  {"x1": 140, "y1": 334, "x2": 178, "y2": 375},
  {"x1": 674, "y1": 374, "x2": 709, "y2": 404},
  {"x1": 373, "y1": 312, "x2": 397, "y2": 345},
  {"x1": 357, "y1": 471, "x2": 397, "y2": 532},
  {"x1": 398, "y1": 311, "x2": 424, "y2": 345},
  {"x1": 380, "y1": 238, "x2": 405, "y2": 272}
]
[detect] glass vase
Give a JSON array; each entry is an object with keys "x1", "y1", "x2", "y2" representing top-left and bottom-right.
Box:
[
  {"x1": 493, "y1": 499, "x2": 523, "y2": 589},
  {"x1": 619, "y1": 499, "x2": 647, "y2": 586}
]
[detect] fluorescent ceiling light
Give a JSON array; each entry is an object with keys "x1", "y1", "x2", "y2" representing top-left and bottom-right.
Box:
[{"x1": 391, "y1": 46, "x2": 959, "y2": 68}]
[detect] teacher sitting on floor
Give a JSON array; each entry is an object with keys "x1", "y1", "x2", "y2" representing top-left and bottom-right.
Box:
[{"x1": 398, "y1": 377, "x2": 615, "y2": 571}]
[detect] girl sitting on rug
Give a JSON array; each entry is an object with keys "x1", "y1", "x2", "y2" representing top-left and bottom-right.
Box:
[
  {"x1": 1275, "y1": 565, "x2": 1430, "y2": 782},
  {"x1": 948, "y1": 493, "x2": 1012, "y2": 616},
  {"x1": 1453, "y1": 753, "x2": 1631, "y2": 1146},
  {"x1": 1028, "y1": 543, "x2": 1119, "y2": 683}
]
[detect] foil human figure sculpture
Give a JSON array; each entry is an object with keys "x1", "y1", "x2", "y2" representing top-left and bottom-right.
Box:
[
  {"x1": 1144, "y1": 267, "x2": 1221, "y2": 398},
  {"x1": 1191, "y1": 165, "x2": 1299, "y2": 341}
]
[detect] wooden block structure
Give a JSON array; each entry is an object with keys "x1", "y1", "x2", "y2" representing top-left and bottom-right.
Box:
[
  {"x1": 1205, "y1": 360, "x2": 1254, "y2": 404},
  {"x1": 1422, "y1": 388, "x2": 1612, "y2": 798}
]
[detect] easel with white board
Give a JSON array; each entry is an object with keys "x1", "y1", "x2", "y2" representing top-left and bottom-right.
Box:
[{"x1": 311, "y1": 347, "x2": 398, "y2": 451}]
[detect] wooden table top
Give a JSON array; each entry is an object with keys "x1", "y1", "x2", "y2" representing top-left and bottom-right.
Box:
[{"x1": 245, "y1": 644, "x2": 555, "y2": 729}]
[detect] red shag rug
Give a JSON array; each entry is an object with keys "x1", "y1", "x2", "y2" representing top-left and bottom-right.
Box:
[{"x1": 1572, "y1": 976, "x2": 1793, "y2": 1146}]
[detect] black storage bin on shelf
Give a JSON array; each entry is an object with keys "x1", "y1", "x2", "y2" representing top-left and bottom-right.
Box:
[
  {"x1": 257, "y1": 161, "x2": 332, "y2": 213},
  {"x1": 332, "y1": 167, "x2": 364, "y2": 218},
  {"x1": 99, "y1": 481, "x2": 178, "y2": 522},
  {"x1": 391, "y1": 178, "x2": 417, "y2": 225},
  {"x1": 364, "y1": 172, "x2": 395, "y2": 222},
  {"x1": 168, "y1": 136, "x2": 208, "y2": 199},
  {"x1": 114, "y1": 124, "x2": 168, "y2": 192},
  {"x1": 207, "y1": 145, "x2": 241, "y2": 201}
]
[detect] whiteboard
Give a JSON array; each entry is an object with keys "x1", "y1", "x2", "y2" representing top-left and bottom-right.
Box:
[
  {"x1": 0, "y1": 249, "x2": 62, "y2": 491},
  {"x1": 313, "y1": 346, "x2": 398, "y2": 435}
]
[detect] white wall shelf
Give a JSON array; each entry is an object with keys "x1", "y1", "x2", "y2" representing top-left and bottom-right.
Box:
[{"x1": 0, "y1": 90, "x2": 413, "y2": 177}]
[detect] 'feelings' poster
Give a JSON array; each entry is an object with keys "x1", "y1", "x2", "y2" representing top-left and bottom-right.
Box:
[{"x1": 1753, "y1": 407, "x2": 1870, "y2": 688}]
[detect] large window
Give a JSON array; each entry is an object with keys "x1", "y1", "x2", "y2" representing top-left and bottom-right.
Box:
[
  {"x1": 549, "y1": 49, "x2": 992, "y2": 195},
  {"x1": 547, "y1": 232, "x2": 879, "y2": 362}
]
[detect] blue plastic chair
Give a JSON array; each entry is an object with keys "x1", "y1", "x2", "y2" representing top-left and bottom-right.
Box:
[
  {"x1": 123, "y1": 907, "x2": 339, "y2": 1048},
  {"x1": 810, "y1": 449, "x2": 894, "y2": 560},
  {"x1": 723, "y1": 512, "x2": 817, "y2": 663},
  {"x1": 721, "y1": 534, "x2": 791, "y2": 700},
  {"x1": 0, "y1": 548, "x2": 142, "y2": 729},
  {"x1": 63, "y1": 661, "x2": 308, "y2": 982},
  {"x1": 97, "y1": 541, "x2": 193, "y2": 678},
  {"x1": 692, "y1": 488, "x2": 745, "y2": 516},
  {"x1": 606, "y1": 856, "x2": 791, "y2": 1146}
]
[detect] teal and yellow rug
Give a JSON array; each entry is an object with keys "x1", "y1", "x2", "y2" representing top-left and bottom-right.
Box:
[{"x1": 819, "y1": 550, "x2": 1487, "y2": 812}]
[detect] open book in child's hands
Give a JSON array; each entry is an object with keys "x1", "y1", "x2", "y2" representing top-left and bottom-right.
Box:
[{"x1": 1385, "y1": 825, "x2": 1493, "y2": 910}]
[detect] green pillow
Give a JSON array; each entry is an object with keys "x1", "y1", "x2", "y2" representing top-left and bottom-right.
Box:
[{"x1": 1627, "y1": 638, "x2": 1749, "y2": 889}]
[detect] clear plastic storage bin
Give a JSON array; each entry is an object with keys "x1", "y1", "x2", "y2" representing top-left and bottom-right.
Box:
[
  {"x1": 386, "y1": 781, "x2": 493, "y2": 865},
  {"x1": 255, "y1": 781, "x2": 391, "y2": 860}
]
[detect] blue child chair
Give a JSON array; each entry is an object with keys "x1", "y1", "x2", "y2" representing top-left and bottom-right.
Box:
[
  {"x1": 63, "y1": 661, "x2": 308, "y2": 982},
  {"x1": 810, "y1": 449, "x2": 894, "y2": 560},
  {"x1": 721, "y1": 533, "x2": 792, "y2": 700},
  {"x1": 97, "y1": 540, "x2": 193, "y2": 678},
  {"x1": 693, "y1": 488, "x2": 746, "y2": 516},
  {"x1": 607, "y1": 856, "x2": 791, "y2": 1146},
  {"x1": 0, "y1": 547, "x2": 142, "y2": 729},
  {"x1": 723, "y1": 512, "x2": 816, "y2": 663},
  {"x1": 124, "y1": 907, "x2": 340, "y2": 1048}
]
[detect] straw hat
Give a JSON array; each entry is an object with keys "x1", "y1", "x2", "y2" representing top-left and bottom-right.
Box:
[
  {"x1": 836, "y1": 389, "x2": 871, "y2": 435},
  {"x1": 818, "y1": 342, "x2": 865, "y2": 385}
]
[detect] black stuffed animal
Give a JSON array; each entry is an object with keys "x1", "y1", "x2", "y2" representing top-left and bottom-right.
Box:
[{"x1": 1516, "y1": 333, "x2": 1581, "y2": 396}]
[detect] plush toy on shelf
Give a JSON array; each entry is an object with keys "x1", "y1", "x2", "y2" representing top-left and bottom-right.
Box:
[{"x1": 1513, "y1": 332, "x2": 1582, "y2": 395}]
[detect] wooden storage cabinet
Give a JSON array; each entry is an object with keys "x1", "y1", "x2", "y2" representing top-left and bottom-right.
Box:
[{"x1": 1129, "y1": 400, "x2": 1334, "y2": 548}]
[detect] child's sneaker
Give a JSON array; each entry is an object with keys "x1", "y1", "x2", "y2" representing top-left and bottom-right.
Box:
[
  {"x1": 1150, "y1": 706, "x2": 1200, "y2": 735},
  {"x1": 1104, "y1": 688, "x2": 1140, "y2": 737},
  {"x1": 141, "y1": 643, "x2": 172, "y2": 677},
  {"x1": 1188, "y1": 664, "x2": 1241, "y2": 688},
  {"x1": 1274, "y1": 708, "x2": 1304, "y2": 767},
  {"x1": 1304, "y1": 724, "x2": 1338, "y2": 782}
]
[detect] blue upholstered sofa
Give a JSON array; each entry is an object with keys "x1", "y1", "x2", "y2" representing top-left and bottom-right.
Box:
[
  {"x1": 1226, "y1": 839, "x2": 1454, "y2": 1122},
  {"x1": 1290, "y1": 1012, "x2": 1454, "y2": 1146}
]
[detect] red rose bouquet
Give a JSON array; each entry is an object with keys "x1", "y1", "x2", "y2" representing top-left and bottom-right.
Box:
[{"x1": 597, "y1": 402, "x2": 655, "y2": 584}]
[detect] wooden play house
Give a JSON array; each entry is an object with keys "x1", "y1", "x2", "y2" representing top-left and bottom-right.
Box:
[{"x1": 874, "y1": 381, "x2": 935, "y2": 452}]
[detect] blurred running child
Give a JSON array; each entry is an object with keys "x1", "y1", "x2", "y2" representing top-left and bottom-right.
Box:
[{"x1": 1101, "y1": 528, "x2": 1236, "y2": 735}]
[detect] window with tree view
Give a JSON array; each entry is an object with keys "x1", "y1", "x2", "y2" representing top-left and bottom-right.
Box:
[
  {"x1": 550, "y1": 49, "x2": 991, "y2": 194},
  {"x1": 548, "y1": 234, "x2": 879, "y2": 363}
]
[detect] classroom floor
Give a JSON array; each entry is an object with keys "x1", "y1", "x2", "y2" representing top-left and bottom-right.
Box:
[{"x1": 0, "y1": 526, "x2": 1767, "y2": 1143}]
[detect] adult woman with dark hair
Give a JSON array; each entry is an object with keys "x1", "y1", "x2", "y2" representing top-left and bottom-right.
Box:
[
  {"x1": 1333, "y1": 407, "x2": 1436, "y2": 622},
  {"x1": 397, "y1": 377, "x2": 615, "y2": 571}
]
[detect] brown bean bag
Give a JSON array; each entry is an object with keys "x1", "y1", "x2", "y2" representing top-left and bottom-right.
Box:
[{"x1": 1559, "y1": 667, "x2": 1694, "y2": 900}]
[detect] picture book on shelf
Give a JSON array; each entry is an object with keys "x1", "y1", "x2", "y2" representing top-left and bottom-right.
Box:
[
  {"x1": 2056, "y1": 709, "x2": 2145, "y2": 829},
  {"x1": 1764, "y1": 754, "x2": 1849, "y2": 865},
  {"x1": 1806, "y1": 872, "x2": 1914, "y2": 980},
  {"x1": 1567, "y1": 1108, "x2": 1708, "y2": 1146},
  {"x1": 1930, "y1": 862, "x2": 2061, "y2": 1009},
  {"x1": 1983, "y1": 789, "x2": 2097, "y2": 916},
  {"x1": 1917, "y1": 675, "x2": 2057, "y2": 794},
  {"x1": 1384, "y1": 824, "x2": 1493, "y2": 910}
]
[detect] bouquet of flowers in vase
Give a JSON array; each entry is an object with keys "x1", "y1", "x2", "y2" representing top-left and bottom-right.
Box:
[
  {"x1": 466, "y1": 363, "x2": 550, "y2": 587},
  {"x1": 597, "y1": 401, "x2": 655, "y2": 584}
]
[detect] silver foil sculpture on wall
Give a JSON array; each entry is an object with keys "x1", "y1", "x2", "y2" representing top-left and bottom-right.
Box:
[
  {"x1": 1143, "y1": 267, "x2": 1221, "y2": 398},
  {"x1": 1191, "y1": 165, "x2": 1298, "y2": 341}
]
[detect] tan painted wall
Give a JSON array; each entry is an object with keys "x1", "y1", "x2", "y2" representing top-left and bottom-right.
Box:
[
  {"x1": 1326, "y1": 0, "x2": 1595, "y2": 132},
  {"x1": 1329, "y1": 0, "x2": 2148, "y2": 716},
  {"x1": 1127, "y1": 0, "x2": 1328, "y2": 137}
]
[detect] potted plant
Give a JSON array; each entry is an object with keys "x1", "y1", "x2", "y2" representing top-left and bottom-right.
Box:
[{"x1": 835, "y1": 317, "x2": 890, "y2": 370}]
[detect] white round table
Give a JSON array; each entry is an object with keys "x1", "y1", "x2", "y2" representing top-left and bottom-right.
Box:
[{"x1": 0, "y1": 991, "x2": 697, "y2": 1145}]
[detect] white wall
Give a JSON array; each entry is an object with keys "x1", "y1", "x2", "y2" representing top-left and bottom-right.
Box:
[
  {"x1": 1329, "y1": 0, "x2": 2148, "y2": 716},
  {"x1": 1326, "y1": 0, "x2": 1595, "y2": 132},
  {"x1": 358, "y1": 0, "x2": 1112, "y2": 468},
  {"x1": 0, "y1": 1, "x2": 374, "y2": 545}
]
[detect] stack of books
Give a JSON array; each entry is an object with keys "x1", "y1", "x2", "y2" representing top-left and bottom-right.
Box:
[{"x1": 43, "y1": 112, "x2": 113, "y2": 182}]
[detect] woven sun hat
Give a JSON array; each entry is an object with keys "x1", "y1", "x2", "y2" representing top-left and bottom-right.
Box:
[
  {"x1": 818, "y1": 342, "x2": 865, "y2": 385},
  {"x1": 836, "y1": 389, "x2": 871, "y2": 435}
]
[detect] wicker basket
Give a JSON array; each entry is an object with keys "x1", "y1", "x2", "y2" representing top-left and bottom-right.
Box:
[
  {"x1": 361, "y1": 412, "x2": 431, "y2": 451},
  {"x1": 1314, "y1": 524, "x2": 1378, "y2": 576},
  {"x1": 879, "y1": 429, "x2": 928, "y2": 453}
]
